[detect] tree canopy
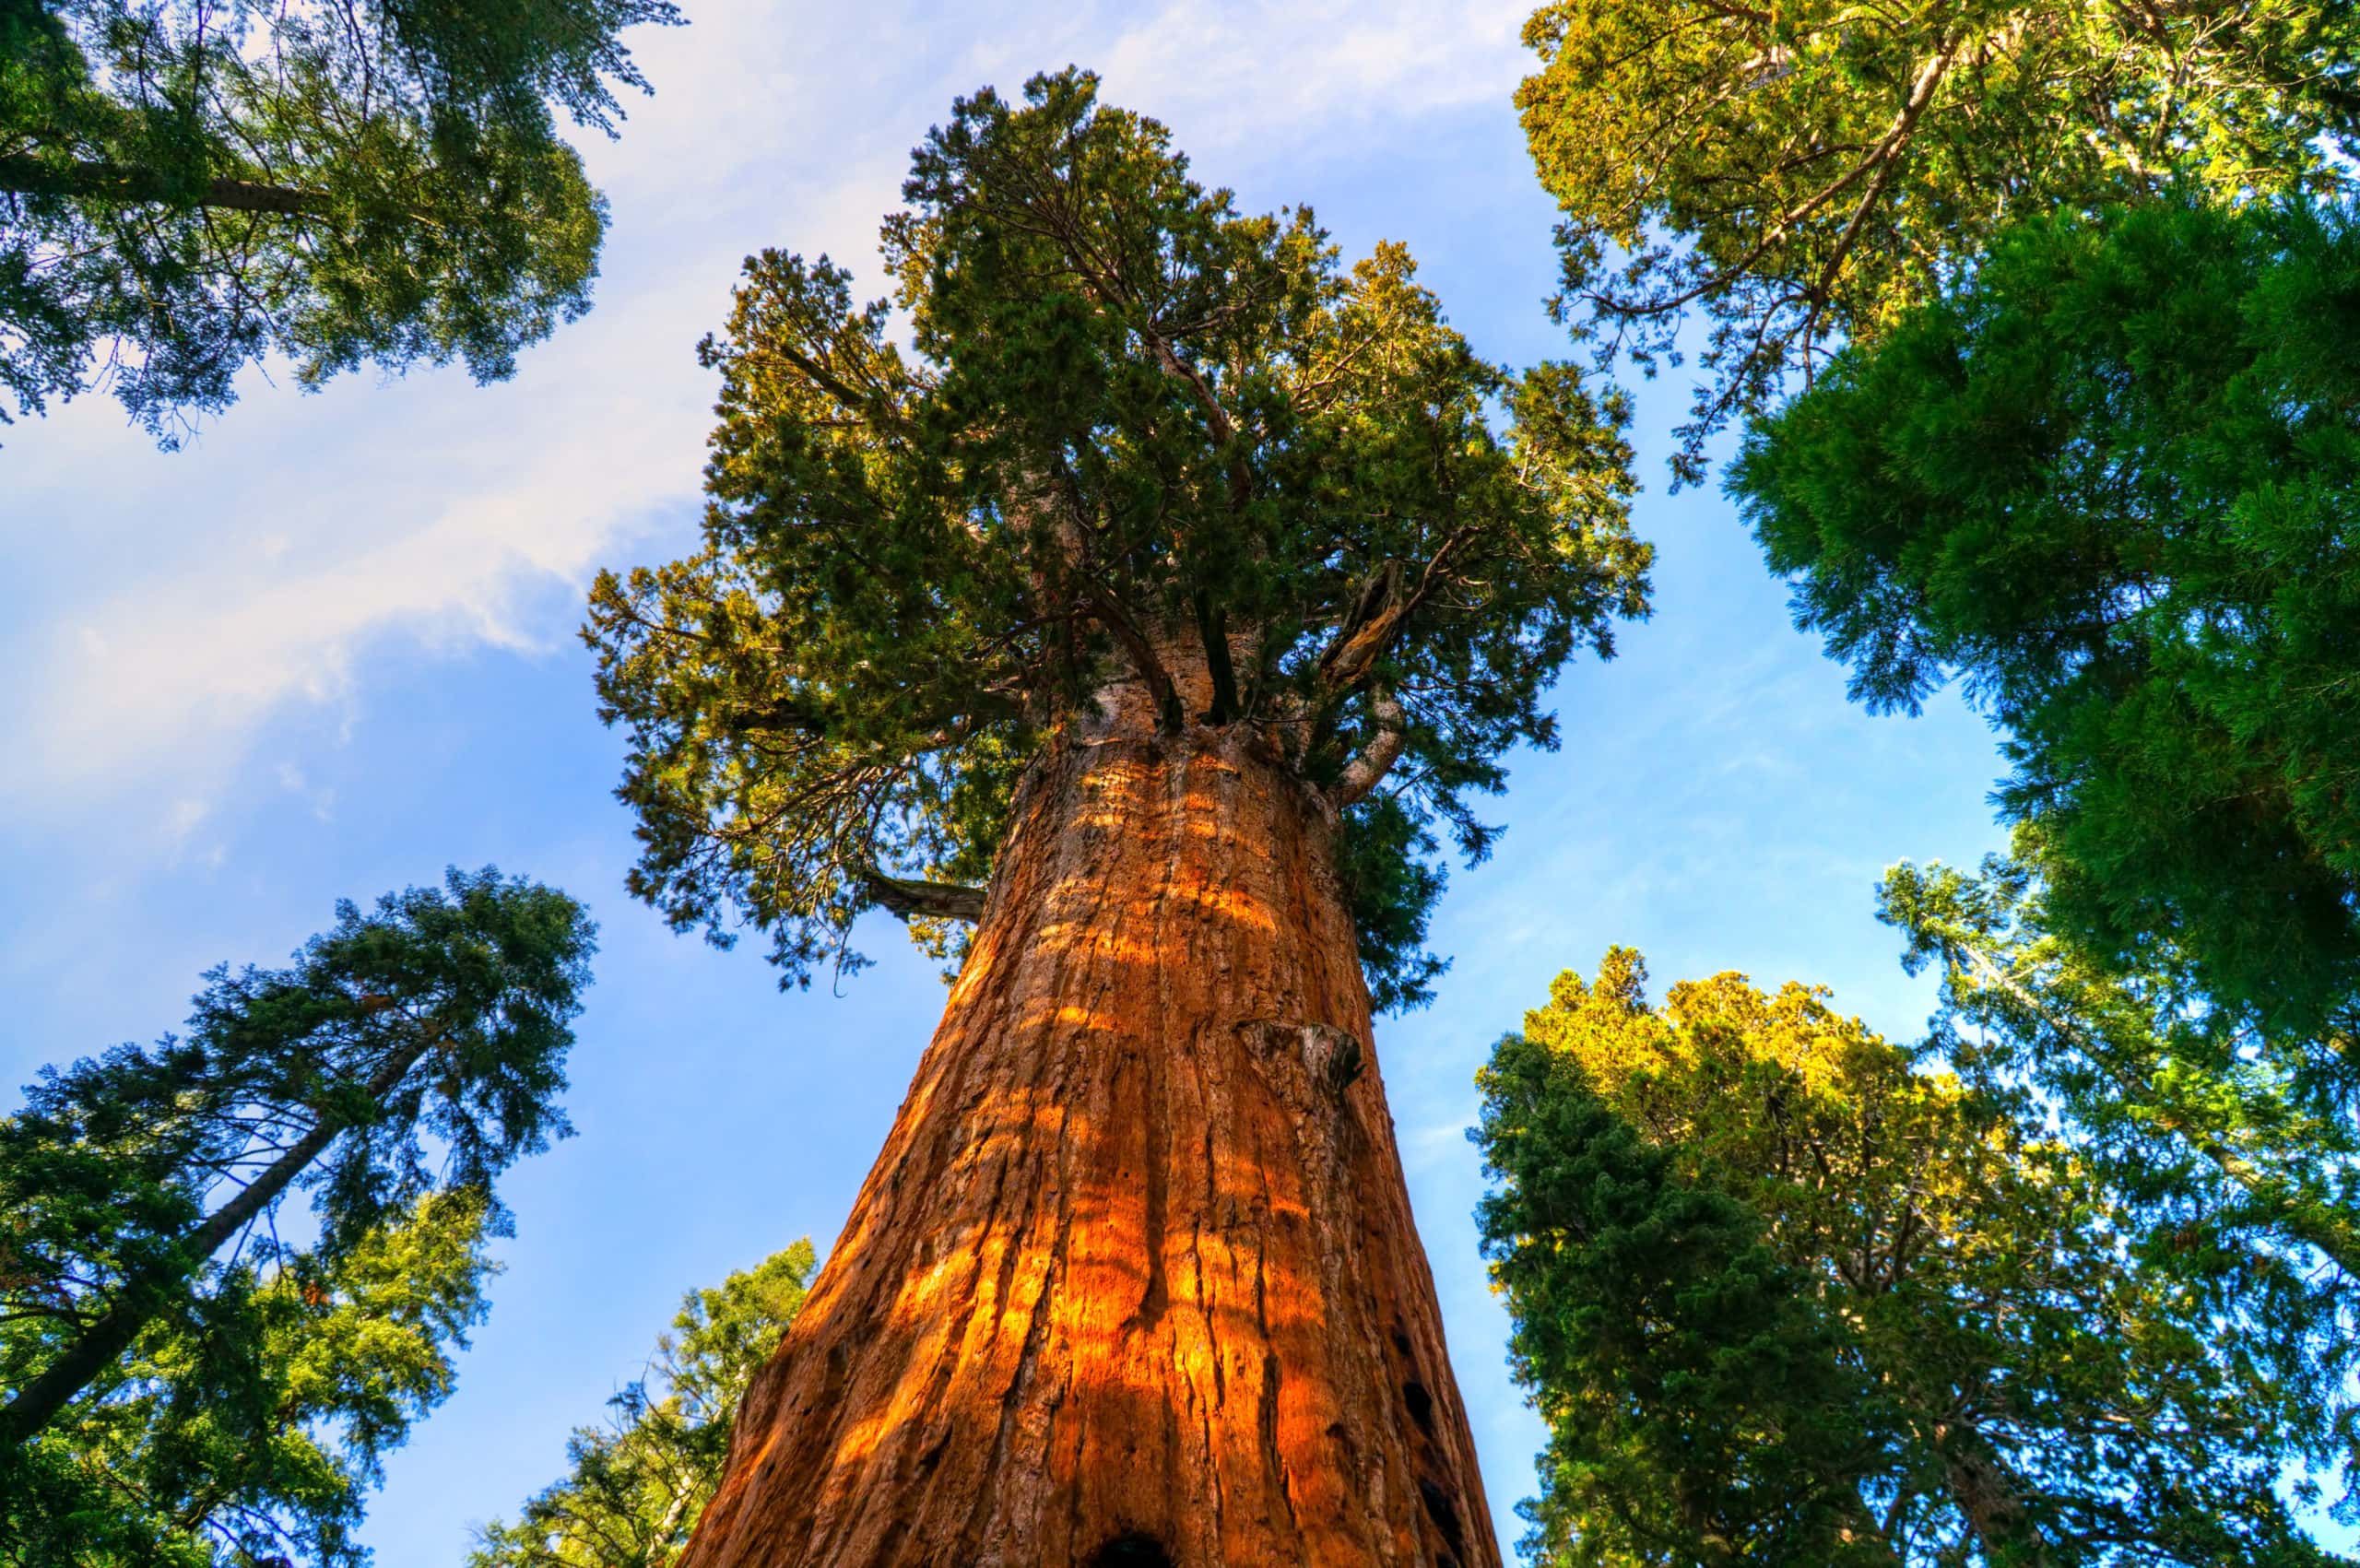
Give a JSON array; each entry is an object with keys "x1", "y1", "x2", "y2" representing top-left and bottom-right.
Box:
[
  {"x1": 1516, "y1": 0, "x2": 2360, "y2": 478},
  {"x1": 4, "y1": 1190, "x2": 496, "y2": 1568},
  {"x1": 587, "y1": 68, "x2": 1650, "y2": 1009},
  {"x1": 1733, "y1": 196, "x2": 2360, "y2": 1037},
  {"x1": 469, "y1": 1239, "x2": 815, "y2": 1568},
  {"x1": 0, "y1": 0, "x2": 679, "y2": 443},
  {"x1": 1881, "y1": 840, "x2": 2360, "y2": 1489},
  {"x1": 0, "y1": 867, "x2": 596, "y2": 1562},
  {"x1": 1477, "y1": 949, "x2": 2342, "y2": 1565}
]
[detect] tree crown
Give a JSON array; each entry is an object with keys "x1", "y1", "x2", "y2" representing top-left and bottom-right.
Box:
[
  {"x1": 589, "y1": 69, "x2": 1650, "y2": 1008},
  {"x1": 0, "y1": 0, "x2": 680, "y2": 442},
  {"x1": 1732, "y1": 195, "x2": 2360, "y2": 1035},
  {"x1": 1516, "y1": 0, "x2": 2360, "y2": 479}
]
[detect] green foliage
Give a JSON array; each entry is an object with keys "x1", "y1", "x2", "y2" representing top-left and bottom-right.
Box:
[
  {"x1": 5, "y1": 1191, "x2": 495, "y2": 1568},
  {"x1": 1477, "y1": 949, "x2": 2342, "y2": 1565},
  {"x1": 1733, "y1": 197, "x2": 2360, "y2": 1038},
  {"x1": 469, "y1": 1239, "x2": 815, "y2": 1568},
  {"x1": 586, "y1": 69, "x2": 1651, "y2": 1008},
  {"x1": 0, "y1": 0, "x2": 680, "y2": 443},
  {"x1": 1881, "y1": 840, "x2": 2360, "y2": 1503},
  {"x1": 1516, "y1": 0, "x2": 2360, "y2": 478},
  {"x1": 1475, "y1": 995, "x2": 1892, "y2": 1565},
  {"x1": 0, "y1": 867, "x2": 595, "y2": 1562}
]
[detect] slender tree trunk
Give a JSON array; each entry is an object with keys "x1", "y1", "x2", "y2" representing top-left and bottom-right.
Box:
[
  {"x1": 0, "y1": 1033, "x2": 429, "y2": 1447},
  {"x1": 1934, "y1": 1421, "x2": 2048, "y2": 1565},
  {"x1": 680, "y1": 678, "x2": 1502, "y2": 1566},
  {"x1": 0, "y1": 155, "x2": 324, "y2": 216}
]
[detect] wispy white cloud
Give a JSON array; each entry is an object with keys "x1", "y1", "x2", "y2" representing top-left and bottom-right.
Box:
[{"x1": 980, "y1": 0, "x2": 1529, "y2": 157}]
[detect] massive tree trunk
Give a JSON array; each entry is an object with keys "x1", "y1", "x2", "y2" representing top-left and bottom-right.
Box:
[{"x1": 679, "y1": 667, "x2": 1503, "y2": 1567}]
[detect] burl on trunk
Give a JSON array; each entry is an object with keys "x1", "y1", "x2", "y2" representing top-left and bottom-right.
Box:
[{"x1": 679, "y1": 688, "x2": 1502, "y2": 1567}]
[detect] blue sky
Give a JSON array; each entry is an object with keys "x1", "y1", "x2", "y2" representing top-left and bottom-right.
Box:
[{"x1": 1, "y1": 2, "x2": 2027, "y2": 1558}]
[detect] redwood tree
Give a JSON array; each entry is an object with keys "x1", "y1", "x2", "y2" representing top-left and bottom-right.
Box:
[{"x1": 586, "y1": 69, "x2": 1649, "y2": 1568}]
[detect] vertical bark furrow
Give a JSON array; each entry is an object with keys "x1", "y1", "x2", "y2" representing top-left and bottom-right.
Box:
[{"x1": 680, "y1": 707, "x2": 1501, "y2": 1567}]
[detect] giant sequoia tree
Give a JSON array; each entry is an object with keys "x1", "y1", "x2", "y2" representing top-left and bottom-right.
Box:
[{"x1": 587, "y1": 70, "x2": 1649, "y2": 1567}]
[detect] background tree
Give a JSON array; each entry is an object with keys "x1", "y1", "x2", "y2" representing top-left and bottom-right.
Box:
[
  {"x1": 0, "y1": 867, "x2": 595, "y2": 1500},
  {"x1": 4, "y1": 1189, "x2": 496, "y2": 1568},
  {"x1": 588, "y1": 69, "x2": 1648, "y2": 1566},
  {"x1": 0, "y1": 0, "x2": 680, "y2": 444},
  {"x1": 1474, "y1": 1012, "x2": 1899, "y2": 1566},
  {"x1": 1477, "y1": 949, "x2": 2342, "y2": 1565},
  {"x1": 1732, "y1": 197, "x2": 2360, "y2": 1037},
  {"x1": 1881, "y1": 840, "x2": 2360, "y2": 1503},
  {"x1": 1515, "y1": 0, "x2": 2360, "y2": 479},
  {"x1": 470, "y1": 1239, "x2": 815, "y2": 1568}
]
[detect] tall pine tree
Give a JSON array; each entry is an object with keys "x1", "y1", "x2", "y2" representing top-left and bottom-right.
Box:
[
  {"x1": 587, "y1": 69, "x2": 1649, "y2": 1566},
  {"x1": 1477, "y1": 950, "x2": 2344, "y2": 1566},
  {"x1": 0, "y1": 867, "x2": 596, "y2": 1563}
]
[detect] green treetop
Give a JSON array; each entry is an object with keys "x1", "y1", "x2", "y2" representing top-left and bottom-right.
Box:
[
  {"x1": 1515, "y1": 0, "x2": 2360, "y2": 479},
  {"x1": 0, "y1": 867, "x2": 596, "y2": 1484},
  {"x1": 1476, "y1": 949, "x2": 2342, "y2": 1566},
  {"x1": 587, "y1": 69, "x2": 1651, "y2": 1010},
  {"x1": 469, "y1": 1239, "x2": 815, "y2": 1568},
  {"x1": 1476, "y1": 1015, "x2": 1894, "y2": 1565},
  {"x1": 0, "y1": 0, "x2": 679, "y2": 444},
  {"x1": 1732, "y1": 197, "x2": 2360, "y2": 1038}
]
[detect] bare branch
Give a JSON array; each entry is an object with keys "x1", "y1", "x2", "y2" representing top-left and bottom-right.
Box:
[
  {"x1": 1335, "y1": 689, "x2": 1408, "y2": 808},
  {"x1": 860, "y1": 866, "x2": 985, "y2": 924}
]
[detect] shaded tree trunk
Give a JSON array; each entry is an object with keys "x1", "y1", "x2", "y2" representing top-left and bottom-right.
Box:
[
  {"x1": 680, "y1": 664, "x2": 1501, "y2": 1567},
  {"x1": 0, "y1": 1032, "x2": 431, "y2": 1448},
  {"x1": 0, "y1": 155, "x2": 323, "y2": 216},
  {"x1": 1934, "y1": 1421, "x2": 2048, "y2": 1566}
]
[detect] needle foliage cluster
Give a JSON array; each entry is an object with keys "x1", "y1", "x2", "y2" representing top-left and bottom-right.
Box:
[
  {"x1": 1735, "y1": 197, "x2": 2360, "y2": 1040},
  {"x1": 1516, "y1": 0, "x2": 2360, "y2": 479},
  {"x1": 1477, "y1": 949, "x2": 2347, "y2": 1566},
  {"x1": 0, "y1": 0, "x2": 679, "y2": 442},
  {"x1": 1882, "y1": 839, "x2": 2360, "y2": 1491},
  {"x1": 587, "y1": 69, "x2": 1651, "y2": 1008}
]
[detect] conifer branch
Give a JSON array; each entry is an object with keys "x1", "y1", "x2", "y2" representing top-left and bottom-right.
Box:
[
  {"x1": 859, "y1": 865, "x2": 985, "y2": 924},
  {"x1": 0, "y1": 156, "x2": 326, "y2": 216}
]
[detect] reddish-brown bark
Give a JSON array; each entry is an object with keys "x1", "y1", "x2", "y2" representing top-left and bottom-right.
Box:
[{"x1": 679, "y1": 656, "x2": 1503, "y2": 1568}]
